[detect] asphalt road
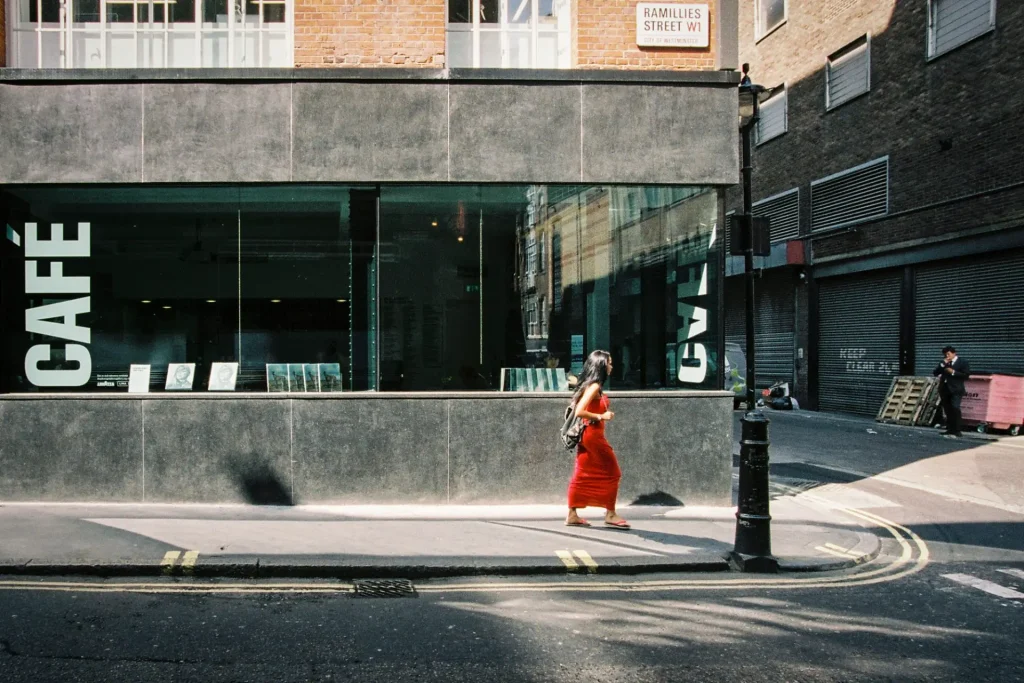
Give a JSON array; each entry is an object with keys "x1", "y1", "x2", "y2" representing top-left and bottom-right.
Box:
[{"x1": 1, "y1": 410, "x2": 1021, "y2": 682}]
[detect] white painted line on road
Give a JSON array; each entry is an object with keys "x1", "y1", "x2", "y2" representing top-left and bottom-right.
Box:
[
  {"x1": 997, "y1": 568, "x2": 1024, "y2": 581},
  {"x1": 942, "y1": 573, "x2": 1024, "y2": 600},
  {"x1": 572, "y1": 550, "x2": 599, "y2": 573},
  {"x1": 555, "y1": 550, "x2": 578, "y2": 570}
]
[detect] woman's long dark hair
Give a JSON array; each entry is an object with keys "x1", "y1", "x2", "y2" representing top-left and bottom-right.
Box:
[{"x1": 572, "y1": 350, "x2": 611, "y2": 406}]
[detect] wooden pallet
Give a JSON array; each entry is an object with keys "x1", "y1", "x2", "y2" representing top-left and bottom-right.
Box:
[{"x1": 877, "y1": 376, "x2": 941, "y2": 426}]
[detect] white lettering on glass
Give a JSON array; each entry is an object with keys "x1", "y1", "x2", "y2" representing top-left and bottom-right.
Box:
[{"x1": 23, "y1": 222, "x2": 92, "y2": 388}]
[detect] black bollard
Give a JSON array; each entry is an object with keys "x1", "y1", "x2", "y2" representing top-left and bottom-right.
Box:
[{"x1": 730, "y1": 409, "x2": 779, "y2": 572}]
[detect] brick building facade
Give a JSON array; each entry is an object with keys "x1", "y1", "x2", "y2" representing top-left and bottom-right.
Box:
[
  {"x1": 2, "y1": 0, "x2": 727, "y2": 70},
  {"x1": 725, "y1": 0, "x2": 1024, "y2": 417}
]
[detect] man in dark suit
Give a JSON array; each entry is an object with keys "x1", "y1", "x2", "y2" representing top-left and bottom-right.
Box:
[{"x1": 933, "y1": 345, "x2": 970, "y2": 438}]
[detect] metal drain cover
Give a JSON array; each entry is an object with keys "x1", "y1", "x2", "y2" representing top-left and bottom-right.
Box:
[{"x1": 351, "y1": 579, "x2": 417, "y2": 598}]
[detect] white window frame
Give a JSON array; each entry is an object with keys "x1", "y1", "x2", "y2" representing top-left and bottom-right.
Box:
[
  {"x1": 755, "y1": 83, "x2": 787, "y2": 146},
  {"x1": 446, "y1": 0, "x2": 571, "y2": 69},
  {"x1": 927, "y1": 0, "x2": 996, "y2": 61},
  {"x1": 825, "y1": 35, "x2": 871, "y2": 112},
  {"x1": 755, "y1": 0, "x2": 786, "y2": 41},
  {"x1": 8, "y1": 0, "x2": 294, "y2": 68}
]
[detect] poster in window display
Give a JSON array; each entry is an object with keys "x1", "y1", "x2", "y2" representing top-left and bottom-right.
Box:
[
  {"x1": 165, "y1": 363, "x2": 196, "y2": 391},
  {"x1": 266, "y1": 364, "x2": 289, "y2": 392},
  {"x1": 208, "y1": 362, "x2": 239, "y2": 391},
  {"x1": 303, "y1": 364, "x2": 320, "y2": 392},
  {"x1": 288, "y1": 364, "x2": 306, "y2": 392},
  {"x1": 128, "y1": 365, "x2": 151, "y2": 393},
  {"x1": 319, "y1": 363, "x2": 344, "y2": 392}
]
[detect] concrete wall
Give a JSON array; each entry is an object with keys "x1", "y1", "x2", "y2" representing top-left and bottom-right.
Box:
[
  {"x1": 0, "y1": 392, "x2": 733, "y2": 506},
  {"x1": 0, "y1": 69, "x2": 739, "y2": 186}
]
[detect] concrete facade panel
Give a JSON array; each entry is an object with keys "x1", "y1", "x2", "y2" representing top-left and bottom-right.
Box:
[
  {"x1": 291, "y1": 398, "x2": 449, "y2": 503},
  {"x1": 448, "y1": 84, "x2": 582, "y2": 183},
  {"x1": 141, "y1": 399, "x2": 292, "y2": 503},
  {"x1": 0, "y1": 400, "x2": 143, "y2": 500},
  {"x1": 581, "y1": 84, "x2": 738, "y2": 185},
  {"x1": 0, "y1": 84, "x2": 142, "y2": 183},
  {"x1": 292, "y1": 82, "x2": 448, "y2": 182},
  {"x1": 143, "y1": 83, "x2": 291, "y2": 183},
  {"x1": 446, "y1": 397, "x2": 575, "y2": 503}
]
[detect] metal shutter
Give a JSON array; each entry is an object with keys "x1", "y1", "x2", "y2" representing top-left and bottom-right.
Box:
[
  {"x1": 756, "y1": 87, "x2": 787, "y2": 145},
  {"x1": 914, "y1": 250, "x2": 1024, "y2": 376},
  {"x1": 931, "y1": 0, "x2": 994, "y2": 58},
  {"x1": 827, "y1": 37, "x2": 870, "y2": 109},
  {"x1": 811, "y1": 157, "x2": 888, "y2": 232},
  {"x1": 753, "y1": 188, "x2": 800, "y2": 242},
  {"x1": 818, "y1": 271, "x2": 901, "y2": 415},
  {"x1": 724, "y1": 272, "x2": 795, "y2": 388}
]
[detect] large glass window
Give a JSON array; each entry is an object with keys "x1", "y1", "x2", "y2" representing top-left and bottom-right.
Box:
[
  {"x1": 447, "y1": 0, "x2": 571, "y2": 69},
  {"x1": 0, "y1": 184, "x2": 722, "y2": 394},
  {"x1": 10, "y1": 0, "x2": 291, "y2": 68}
]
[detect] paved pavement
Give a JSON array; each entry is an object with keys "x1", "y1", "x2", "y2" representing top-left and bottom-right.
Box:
[{"x1": 0, "y1": 495, "x2": 879, "y2": 578}]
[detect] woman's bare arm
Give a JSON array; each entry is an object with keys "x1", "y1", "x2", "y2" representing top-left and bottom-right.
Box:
[{"x1": 574, "y1": 383, "x2": 612, "y2": 422}]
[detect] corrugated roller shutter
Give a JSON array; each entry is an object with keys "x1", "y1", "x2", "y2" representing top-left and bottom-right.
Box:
[
  {"x1": 753, "y1": 189, "x2": 800, "y2": 243},
  {"x1": 724, "y1": 272, "x2": 795, "y2": 388},
  {"x1": 932, "y1": 0, "x2": 993, "y2": 57},
  {"x1": 811, "y1": 157, "x2": 888, "y2": 232},
  {"x1": 914, "y1": 250, "x2": 1024, "y2": 376},
  {"x1": 818, "y1": 271, "x2": 901, "y2": 415}
]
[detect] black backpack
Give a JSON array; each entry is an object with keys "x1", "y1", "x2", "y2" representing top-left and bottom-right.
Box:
[{"x1": 559, "y1": 402, "x2": 586, "y2": 451}]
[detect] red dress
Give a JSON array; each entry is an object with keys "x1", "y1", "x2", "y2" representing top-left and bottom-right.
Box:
[{"x1": 567, "y1": 393, "x2": 621, "y2": 509}]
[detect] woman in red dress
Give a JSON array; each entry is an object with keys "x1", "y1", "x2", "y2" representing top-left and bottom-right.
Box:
[{"x1": 565, "y1": 350, "x2": 630, "y2": 530}]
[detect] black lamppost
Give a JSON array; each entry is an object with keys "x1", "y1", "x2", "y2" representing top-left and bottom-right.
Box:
[{"x1": 730, "y1": 65, "x2": 778, "y2": 573}]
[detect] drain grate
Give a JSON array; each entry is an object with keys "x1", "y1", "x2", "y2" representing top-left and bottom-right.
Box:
[{"x1": 351, "y1": 579, "x2": 417, "y2": 598}]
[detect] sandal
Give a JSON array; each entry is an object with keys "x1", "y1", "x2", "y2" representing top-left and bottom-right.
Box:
[
  {"x1": 603, "y1": 519, "x2": 631, "y2": 530},
  {"x1": 565, "y1": 518, "x2": 592, "y2": 527}
]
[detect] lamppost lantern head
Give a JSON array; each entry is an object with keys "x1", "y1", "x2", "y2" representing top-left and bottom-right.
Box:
[{"x1": 738, "y1": 84, "x2": 769, "y2": 126}]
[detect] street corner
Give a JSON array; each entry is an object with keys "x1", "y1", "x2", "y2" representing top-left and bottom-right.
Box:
[{"x1": 774, "y1": 522, "x2": 882, "y2": 573}]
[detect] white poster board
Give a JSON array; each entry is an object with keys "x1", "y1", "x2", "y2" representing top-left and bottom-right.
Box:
[
  {"x1": 208, "y1": 362, "x2": 239, "y2": 391},
  {"x1": 165, "y1": 363, "x2": 196, "y2": 391},
  {"x1": 128, "y1": 364, "x2": 151, "y2": 393}
]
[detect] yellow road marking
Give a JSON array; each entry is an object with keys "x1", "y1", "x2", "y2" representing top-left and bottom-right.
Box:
[
  {"x1": 816, "y1": 545, "x2": 859, "y2": 559},
  {"x1": 160, "y1": 551, "x2": 180, "y2": 574},
  {"x1": 181, "y1": 551, "x2": 200, "y2": 571},
  {"x1": 824, "y1": 542, "x2": 855, "y2": 554},
  {"x1": 572, "y1": 550, "x2": 599, "y2": 573},
  {"x1": 555, "y1": 550, "x2": 579, "y2": 570},
  {"x1": 0, "y1": 509, "x2": 930, "y2": 596}
]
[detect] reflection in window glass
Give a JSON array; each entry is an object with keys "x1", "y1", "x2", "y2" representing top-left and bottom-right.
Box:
[
  {"x1": 378, "y1": 185, "x2": 722, "y2": 391},
  {"x1": 0, "y1": 185, "x2": 721, "y2": 394}
]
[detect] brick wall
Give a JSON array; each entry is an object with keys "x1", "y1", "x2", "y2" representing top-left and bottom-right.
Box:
[
  {"x1": 294, "y1": 0, "x2": 447, "y2": 67},
  {"x1": 576, "y1": 0, "x2": 717, "y2": 69},
  {"x1": 725, "y1": 0, "x2": 1024, "y2": 259}
]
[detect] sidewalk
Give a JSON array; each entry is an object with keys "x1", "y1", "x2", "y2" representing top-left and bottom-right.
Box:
[{"x1": 0, "y1": 497, "x2": 880, "y2": 579}]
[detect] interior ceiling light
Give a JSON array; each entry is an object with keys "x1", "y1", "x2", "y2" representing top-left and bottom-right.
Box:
[{"x1": 141, "y1": 300, "x2": 151, "y2": 304}]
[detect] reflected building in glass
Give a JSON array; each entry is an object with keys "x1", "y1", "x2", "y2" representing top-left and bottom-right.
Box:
[{"x1": 0, "y1": 183, "x2": 722, "y2": 394}]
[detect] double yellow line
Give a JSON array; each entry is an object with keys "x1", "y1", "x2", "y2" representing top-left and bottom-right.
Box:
[{"x1": 0, "y1": 508, "x2": 928, "y2": 595}]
